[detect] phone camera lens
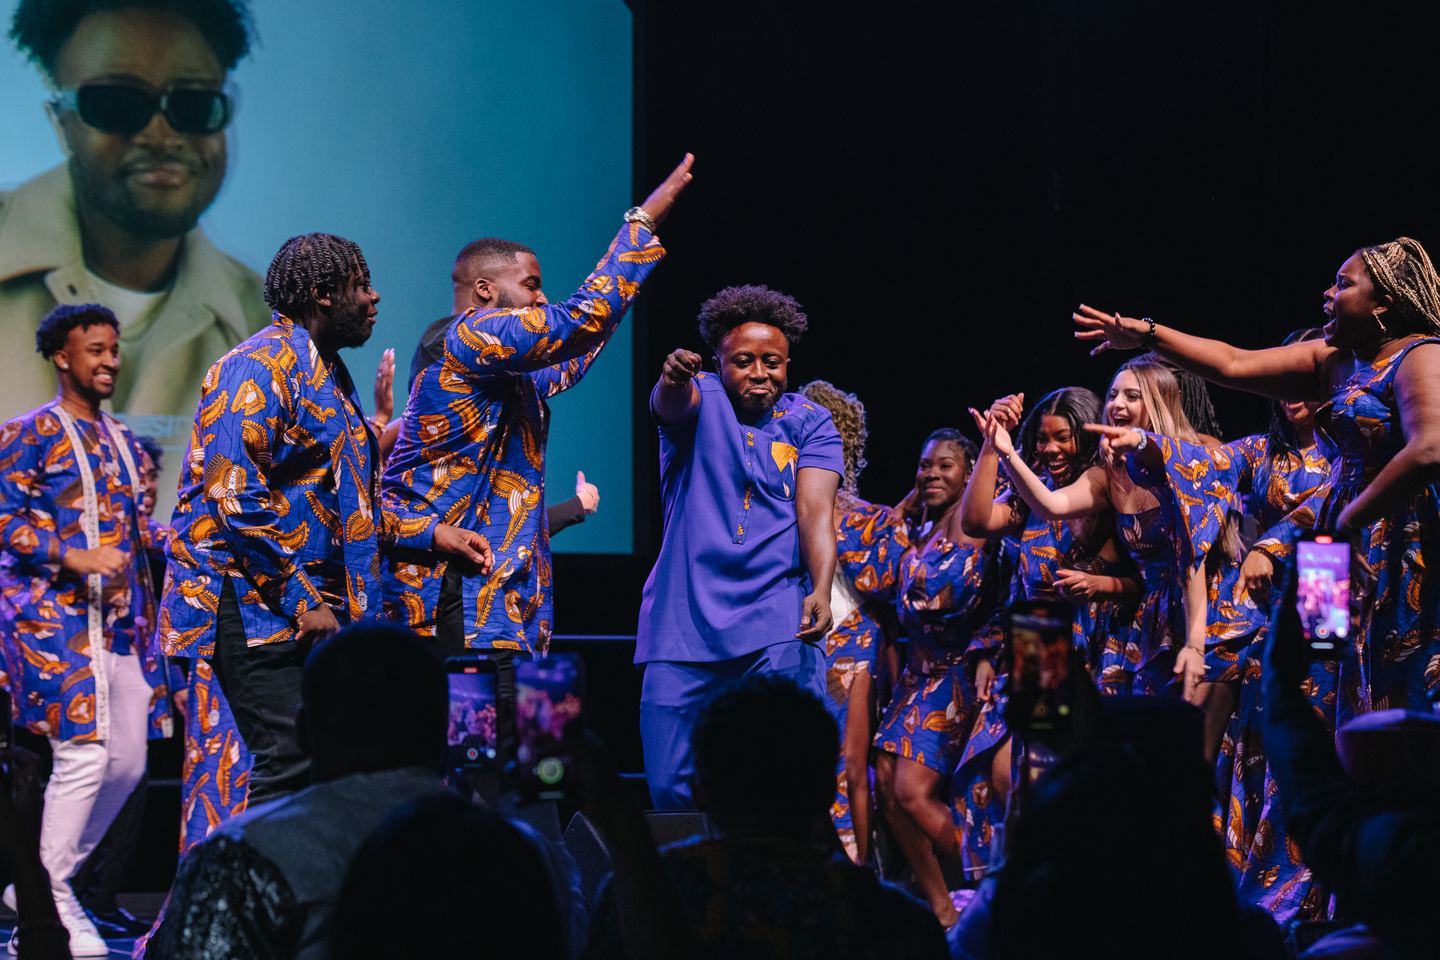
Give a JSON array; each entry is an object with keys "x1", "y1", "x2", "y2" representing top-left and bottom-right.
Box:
[{"x1": 537, "y1": 757, "x2": 565, "y2": 784}]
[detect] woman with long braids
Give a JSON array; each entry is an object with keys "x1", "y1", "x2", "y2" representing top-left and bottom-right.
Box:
[
  {"x1": 975, "y1": 358, "x2": 1211, "y2": 699},
  {"x1": 874, "y1": 429, "x2": 1003, "y2": 929},
  {"x1": 1075, "y1": 237, "x2": 1440, "y2": 722},
  {"x1": 798, "y1": 380, "x2": 907, "y2": 866}
]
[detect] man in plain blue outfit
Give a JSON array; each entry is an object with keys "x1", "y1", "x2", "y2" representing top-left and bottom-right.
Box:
[{"x1": 637, "y1": 285, "x2": 842, "y2": 809}]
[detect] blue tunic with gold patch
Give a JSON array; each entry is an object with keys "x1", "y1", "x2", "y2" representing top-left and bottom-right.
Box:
[{"x1": 636, "y1": 373, "x2": 845, "y2": 663}]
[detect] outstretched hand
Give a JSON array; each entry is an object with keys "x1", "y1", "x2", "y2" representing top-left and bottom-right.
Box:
[
  {"x1": 661, "y1": 348, "x2": 702, "y2": 386},
  {"x1": 1072, "y1": 304, "x2": 1151, "y2": 355},
  {"x1": 639, "y1": 153, "x2": 695, "y2": 228},
  {"x1": 1083, "y1": 422, "x2": 1144, "y2": 460},
  {"x1": 968, "y1": 407, "x2": 1015, "y2": 458}
]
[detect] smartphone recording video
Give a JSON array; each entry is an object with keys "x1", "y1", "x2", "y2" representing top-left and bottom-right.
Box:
[
  {"x1": 1007, "y1": 601, "x2": 1075, "y2": 735},
  {"x1": 1295, "y1": 533, "x2": 1352, "y2": 660},
  {"x1": 515, "y1": 655, "x2": 584, "y2": 803},
  {"x1": 446, "y1": 657, "x2": 499, "y2": 771}
]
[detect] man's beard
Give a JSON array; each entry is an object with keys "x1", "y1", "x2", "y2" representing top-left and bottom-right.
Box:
[
  {"x1": 330, "y1": 297, "x2": 374, "y2": 350},
  {"x1": 493, "y1": 289, "x2": 516, "y2": 309},
  {"x1": 70, "y1": 148, "x2": 224, "y2": 242},
  {"x1": 736, "y1": 376, "x2": 787, "y2": 416}
]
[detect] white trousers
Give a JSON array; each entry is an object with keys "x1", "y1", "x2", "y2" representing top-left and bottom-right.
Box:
[{"x1": 39, "y1": 647, "x2": 151, "y2": 911}]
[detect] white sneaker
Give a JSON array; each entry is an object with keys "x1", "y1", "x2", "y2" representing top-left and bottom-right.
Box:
[
  {"x1": 1, "y1": 884, "x2": 13, "y2": 912},
  {"x1": 54, "y1": 895, "x2": 110, "y2": 957},
  {"x1": 4, "y1": 929, "x2": 16, "y2": 956}
]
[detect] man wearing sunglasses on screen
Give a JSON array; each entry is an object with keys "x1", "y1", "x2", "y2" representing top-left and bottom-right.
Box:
[{"x1": 0, "y1": 0, "x2": 271, "y2": 523}]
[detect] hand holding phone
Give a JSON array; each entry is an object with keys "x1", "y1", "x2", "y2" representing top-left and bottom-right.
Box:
[
  {"x1": 1004, "y1": 601, "x2": 1076, "y2": 736},
  {"x1": 1294, "y1": 533, "x2": 1355, "y2": 660},
  {"x1": 515, "y1": 655, "x2": 585, "y2": 804},
  {"x1": 445, "y1": 657, "x2": 500, "y2": 772}
]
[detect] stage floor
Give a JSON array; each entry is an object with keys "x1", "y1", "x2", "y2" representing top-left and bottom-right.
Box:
[{"x1": 0, "y1": 892, "x2": 164, "y2": 956}]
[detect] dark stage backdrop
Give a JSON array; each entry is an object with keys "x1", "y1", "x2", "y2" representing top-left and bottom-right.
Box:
[{"x1": 553, "y1": 0, "x2": 1440, "y2": 635}]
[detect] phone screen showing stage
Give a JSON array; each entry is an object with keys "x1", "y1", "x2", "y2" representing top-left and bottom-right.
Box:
[
  {"x1": 1008, "y1": 603, "x2": 1074, "y2": 733},
  {"x1": 447, "y1": 667, "x2": 497, "y2": 767},
  {"x1": 1295, "y1": 536, "x2": 1351, "y2": 653},
  {"x1": 516, "y1": 656, "x2": 584, "y2": 802}
]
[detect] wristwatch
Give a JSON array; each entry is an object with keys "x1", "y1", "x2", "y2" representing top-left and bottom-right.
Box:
[{"x1": 623, "y1": 206, "x2": 658, "y2": 235}]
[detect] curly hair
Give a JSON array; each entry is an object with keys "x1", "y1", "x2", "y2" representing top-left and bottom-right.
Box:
[
  {"x1": 36, "y1": 303, "x2": 118, "y2": 358},
  {"x1": 798, "y1": 380, "x2": 867, "y2": 499},
  {"x1": 135, "y1": 434, "x2": 164, "y2": 466},
  {"x1": 697, "y1": 284, "x2": 808, "y2": 352},
  {"x1": 264, "y1": 233, "x2": 369, "y2": 319},
  {"x1": 9, "y1": 0, "x2": 254, "y2": 79}
]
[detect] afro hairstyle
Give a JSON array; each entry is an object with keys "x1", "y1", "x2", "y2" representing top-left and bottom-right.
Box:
[
  {"x1": 10, "y1": 0, "x2": 253, "y2": 79},
  {"x1": 697, "y1": 284, "x2": 808, "y2": 353}
]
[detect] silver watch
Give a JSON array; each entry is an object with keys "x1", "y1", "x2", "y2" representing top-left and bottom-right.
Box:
[{"x1": 623, "y1": 206, "x2": 658, "y2": 235}]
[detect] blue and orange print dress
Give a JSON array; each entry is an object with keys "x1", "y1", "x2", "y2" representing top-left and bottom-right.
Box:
[
  {"x1": 1103, "y1": 496, "x2": 1191, "y2": 695},
  {"x1": 1261, "y1": 337, "x2": 1440, "y2": 723},
  {"x1": 875, "y1": 523, "x2": 1002, "y2": 876},
  {"x1": 822, "y1": 499, "x2": 906, "y2": 860},
  {"x1": 1139, "y1": 431, "x2": 1336, "y2": 920}
]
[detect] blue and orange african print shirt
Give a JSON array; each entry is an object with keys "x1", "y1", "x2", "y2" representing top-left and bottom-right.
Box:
[
  {"x1": 159, "y1": 316, "x2": 436, "y2": 654},
  {"x1": 382, "y1": 222, "x2": 664, "y2": 653},
  {"x1": 0, "y1": 402, "x2": 170, "y2": 741}
]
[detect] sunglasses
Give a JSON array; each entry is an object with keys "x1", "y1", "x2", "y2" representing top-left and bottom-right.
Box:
[{"x1": 52, "y1": 84, "x2": 233, "y2": 137}]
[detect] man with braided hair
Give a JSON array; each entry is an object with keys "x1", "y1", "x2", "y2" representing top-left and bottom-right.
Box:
[
  {"x1": 380, "y1": 155, "x2": 693, "y2": 689},
  {"x1": 1076, "y1": 235, "x2": 1440, "y2": 721},
  {"x1": 2, "y1": 0, "x2": 271, "y2": 521},
  {"x1": 159, "y1": 233, "x2": 492, "y2": 805},
  {"x1": 638, "y1": 285, "x2": 844, "y2": 810}
]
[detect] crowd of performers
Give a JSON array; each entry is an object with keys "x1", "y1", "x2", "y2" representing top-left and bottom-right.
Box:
[
  {"x1": 1, "y1": 128, "x2": 1438, "y2": 953},
  {"x1": 807, "y1": 235, "x2": 1440, "y2": 931}
]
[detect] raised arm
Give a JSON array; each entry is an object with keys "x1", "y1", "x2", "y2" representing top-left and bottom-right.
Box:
[
  {"x1": 795, "y1": 466, "x2": 840, "y2": 641},
  {"x1": 650, "y1": 348, "x2": 702, "y2": 427},
  {"x1": 961, "y1": 394, "x2": 1027, "y2": 538},
  {"x1": 971, "y1": 410, "x2": 1110, "y2": 520},
  {"x1": 1073, "y1": 304, "x2": 1336, "y2": 402},
  {"x1": 1336, "y1": 342, "x2": 1440, "y2": 536},
  {"x1": 447, "y1": 155, "x2": 693, "y2": 380}
]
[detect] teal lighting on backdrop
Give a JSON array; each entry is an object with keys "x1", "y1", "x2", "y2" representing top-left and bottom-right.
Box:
[{"x1": 0, "y1": 0, "x2": 634, "y2": 553}]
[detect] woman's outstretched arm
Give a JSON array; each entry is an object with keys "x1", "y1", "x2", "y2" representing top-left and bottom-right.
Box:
[
  {"x1": 1073, "y1": 305, "x2": 1334, "y2": 402},
  {"x1": 971, "y1": 409, "x2": 1110, "y2": 521}
]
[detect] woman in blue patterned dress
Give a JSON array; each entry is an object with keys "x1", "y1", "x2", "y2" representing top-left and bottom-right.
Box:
[
  {"x1": 874, "y1": 430, "x2": 1003, "y2": 928},
  {"x1": 1076, "y1": 237, "x2": 1440, "y2": 722},
  {"x1": 976, "y1": 359, "x2": 1211, "y2": 700},
  {"x1": 1107, "y1": 331, "x2": 1337, "y2": 921},
  {"x1": 798, "y1": 381, "x2": 907, "y2": 866},
  {"x1": 954, "y1": 388, "x2": 1142, "y2": 831}
]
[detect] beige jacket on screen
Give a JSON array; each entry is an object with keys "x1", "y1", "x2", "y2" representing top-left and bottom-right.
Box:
[{"x1": 0, "y1": 164, "x2": 272, "y2": 521}]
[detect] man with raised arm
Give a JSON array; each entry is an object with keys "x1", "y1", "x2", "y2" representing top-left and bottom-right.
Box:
[
  {"x1": 158, "y1": 233, "x2": 491, "y2": 807},
  {"x1": 381, "y1": 156, "x2": 693, "y2": 697},
  {"x1": 637, "y1": 286, "x2": 843, "y2": 809}
]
